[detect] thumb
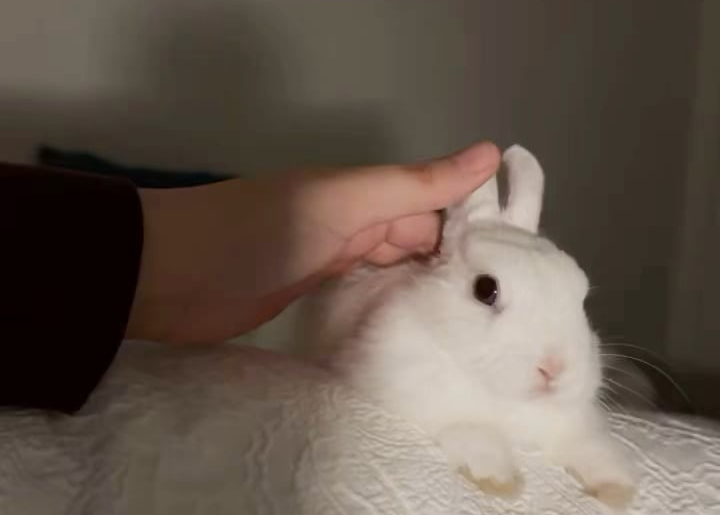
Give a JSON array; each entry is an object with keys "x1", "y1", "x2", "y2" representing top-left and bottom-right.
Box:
[{"x1": 304, "y1": 141, "x2": 501, "y2": 233}]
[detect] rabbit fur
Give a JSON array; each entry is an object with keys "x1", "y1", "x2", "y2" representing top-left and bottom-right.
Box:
[{"x1": 295, "y1": 145, "x2": 637, "y2": 509}]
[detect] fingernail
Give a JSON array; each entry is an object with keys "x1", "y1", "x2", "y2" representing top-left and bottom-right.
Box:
[{"x1": 454, "y1": 141, "x2": 501, "y2": 172}]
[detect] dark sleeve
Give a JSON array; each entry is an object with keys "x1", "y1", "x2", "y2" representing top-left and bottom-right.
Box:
[{"x1": 0, "y1": 161, "x2": 143, "y2": 413}]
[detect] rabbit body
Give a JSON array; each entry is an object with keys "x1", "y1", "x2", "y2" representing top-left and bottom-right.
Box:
[{"x1": 296, "y1": 146, "x2": 636, "y2": 508}]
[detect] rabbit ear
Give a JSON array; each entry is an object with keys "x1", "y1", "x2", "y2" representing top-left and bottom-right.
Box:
[
  {"x1": 452, "y1": 174, "x2": 501, "y2": 219},
  {"x1": 501, "y1": 144, "x2": 544, "y2": 233},
  {"x1": 443, "y1": 174, "x2": 501, "y2": 245}
]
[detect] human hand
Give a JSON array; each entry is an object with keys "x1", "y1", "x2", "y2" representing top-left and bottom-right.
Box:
[{"x1": 127, "y1": 141, "x2": 500, "y2": 344}]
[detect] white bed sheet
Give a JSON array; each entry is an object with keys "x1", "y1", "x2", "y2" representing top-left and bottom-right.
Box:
[{"x1": 1, "y1": 341, "x2": 718, "y2": 515}]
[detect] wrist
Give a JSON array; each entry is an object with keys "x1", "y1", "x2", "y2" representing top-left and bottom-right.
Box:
[{"x1": 125, "y1": 187, "x2": 174, "y2": 341}]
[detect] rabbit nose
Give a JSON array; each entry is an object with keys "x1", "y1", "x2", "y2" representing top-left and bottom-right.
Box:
[{"x1": 538, "y1": 355, "x2": 566, "y2": 384}]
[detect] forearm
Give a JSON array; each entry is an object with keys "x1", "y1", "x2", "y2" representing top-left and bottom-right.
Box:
[{"x1": 126, "y1": 177, "x2": 302, "y2": 345}]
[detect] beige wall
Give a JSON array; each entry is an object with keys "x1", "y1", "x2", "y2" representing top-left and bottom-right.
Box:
[{"x1": 0, "y1": 1, "x2": 702, "y2": 359}]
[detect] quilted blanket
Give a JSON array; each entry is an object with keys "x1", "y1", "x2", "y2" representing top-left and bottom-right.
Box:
[{"x1": 0, "y1": 341, "x2": 718, "y2": 515}]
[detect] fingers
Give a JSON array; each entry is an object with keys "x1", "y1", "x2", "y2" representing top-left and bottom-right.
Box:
[
  {"x1": 385, "y1": 211, "x2": 441, "y2": 253},
  {"x1": 365, "y1": 242, "x2": 413, "y2": 266},
  {"x1": 358, "y1": 212, "x2": 442, "y2": 266},
  {"x1": 300, "y1": 141, "x2": 501, "y2": 234},
  {"x1": 336, "y1": 212, "x2": 441, "y2": 263}
]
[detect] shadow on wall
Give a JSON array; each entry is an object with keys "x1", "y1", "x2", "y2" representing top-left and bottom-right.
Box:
[
  {"x1": 0, "y1": 4, "x2": 405, "y2": 353},
  {"x1": 0, "y1": 4, "x2": 394, "y2": 174}
]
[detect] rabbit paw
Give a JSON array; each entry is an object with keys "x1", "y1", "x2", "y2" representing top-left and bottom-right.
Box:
[
  {"x1": 586, "y1": 481, "x2": 636, "y2": 510},
  {"x1": 436, "y1": 423, "x2": 524, "y2": 498},
  {"x1": 459, "y1": 464, "x2": 524, "y2": 497},
  {"x1": 561, "y1": 442, "x2": 636, "y2": 509}
]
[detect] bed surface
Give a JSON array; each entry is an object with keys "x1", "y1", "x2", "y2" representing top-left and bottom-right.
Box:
[{"x1": 1, "y1": 341, "x2": 718, "y2": 515}]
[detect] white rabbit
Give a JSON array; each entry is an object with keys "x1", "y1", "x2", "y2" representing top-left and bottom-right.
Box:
[{"x1": 295, "y1": 145, "x2": 637, "y2": 509}]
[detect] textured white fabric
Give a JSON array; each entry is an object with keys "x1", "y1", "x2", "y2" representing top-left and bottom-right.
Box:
[{"x1": 0, "y1": 341, "x2": 718, "y2": 515}]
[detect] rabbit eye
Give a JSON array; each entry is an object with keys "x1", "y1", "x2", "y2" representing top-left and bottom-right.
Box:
[{"x1": 473, "y1": 275, "x2": 498, "y2": 306}]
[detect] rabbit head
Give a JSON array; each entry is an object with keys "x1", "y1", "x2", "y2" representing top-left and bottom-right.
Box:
[{"x1": 390, "y1": 146, "x2": 603, "y2": 408}]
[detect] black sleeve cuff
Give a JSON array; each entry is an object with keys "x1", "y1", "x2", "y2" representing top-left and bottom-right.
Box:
[{"x1": 0, "y1": 162, "x2": 143, "y2": 413}]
